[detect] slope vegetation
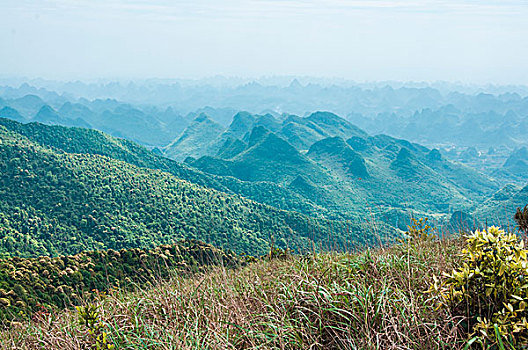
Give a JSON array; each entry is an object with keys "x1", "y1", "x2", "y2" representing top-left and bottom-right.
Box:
[
  {"x1": 0, "y1": 125, "x2": 365, "y2": 258},
  {"x1": 0, "y1": 240, "x2": 238, "y2": 320},
  {"x1": 0, "y1": 118, "x2": 334, "y2": 219}
]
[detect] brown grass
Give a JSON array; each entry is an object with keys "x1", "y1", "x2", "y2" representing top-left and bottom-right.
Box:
[{"x1": 0, "y1": 236, "x2": 466, "y2": 349}]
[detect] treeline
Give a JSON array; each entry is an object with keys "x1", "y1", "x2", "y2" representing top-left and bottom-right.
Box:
[{"x1": 0, "y1": 240, "x2": 239, "y2": 321}]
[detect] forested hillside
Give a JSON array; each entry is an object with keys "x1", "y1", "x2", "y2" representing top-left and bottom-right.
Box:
[
  {"x1": 0, "y1": 125, "x2": 370, "y2": 258},
  {"x1": 0, "y1": 112, "x2": 507, "y2": 237},
  {"x1": 476, "y1": 183, "x2": 528, "y2": 226},
  {"x1": 0, "y1": 118, "x2": 336, "y2": 219}
]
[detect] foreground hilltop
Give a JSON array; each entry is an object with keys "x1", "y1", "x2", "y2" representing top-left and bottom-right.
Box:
[
  {"x1": 4, "y1": 220, "x2": 528, "y2": 349},
  {"x1": 2, "y1": 228, "x2": 465, "y2": 349}
]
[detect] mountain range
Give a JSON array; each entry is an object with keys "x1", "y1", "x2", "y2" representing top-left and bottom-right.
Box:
[
  {"x1": 0, "y1": 84, "x2": 526, "y2": 252},
  {"x1": 0, "y1": 83, "x2": 526, "y2": 336},
  {"x1": 167, "y1": 111, "x2": 501, "y2": 231}
]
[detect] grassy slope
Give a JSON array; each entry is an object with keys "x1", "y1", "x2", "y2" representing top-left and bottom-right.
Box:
[{"x1": 2, "y1": 237, "x2": 467, "y2": 349}]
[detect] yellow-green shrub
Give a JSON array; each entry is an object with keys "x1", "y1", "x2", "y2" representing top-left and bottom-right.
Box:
[
  {"x1": 431, "y1": 226, "x2": 528, "y2": 347},
  {"x1": 77, "y1": 304, "x2": 114, "y2": 350},
  {"x1": 401, "y1": 217, "x2": 435, "y2": 245}
]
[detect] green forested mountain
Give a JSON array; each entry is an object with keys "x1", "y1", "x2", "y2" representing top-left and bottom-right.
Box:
[
  {"x1": 167, "y1": 111, "x2": 370, "y2": 160},
  {"x1": 33, "y1": 105, "x2": 92, "y2": 129},
  {"x1": 0, "y1": 110, "x2": 514, "y2": 258},
  {"x1": 0, "y1": 123, "x2": 371, "y2": 259},
  {"x1": 502, "y1": 147, "x2": 528, "y2": 178},
  {"x1": 0, "y1": 118, "x2": 333, "y2": 219},
  {"x1": 476, "y1": 183, "x2": 528, "y2": 227},
  {"x1": 307, "y1": 137, "x2": 369, "y2": 179},
  {"x1": 351, "y1": 104, "x2": 528, "y2": 150},
  {"x1": 164, "y1": 114, "x2": 224, "y2": 161},
  {"x1": 0, "y1": 108, "x2": 505, "y2": 237},
  {"x1": 0, "y1": 96, "x2": 186, "y2": 147},
  {"x1": 190, "y1": 127, "x2": 327, "y2": 183},
  {"x1": 281, "y1": 112, "x2": 368, "y2": 149},
  {"x1": 185, "y1": 115, "x2": 499, "y2": 228},
  {"x1": 0, "y1": 117, "x2": 226, "y2": 192},
  {"x1": 1, "y1": 95, "x2": 46, "y2": 118},
  {"x1": 0, "y1": 107, "x2": 24, "y2": 123},
  {"x1": 94, "y1": 105, "x2": 178, "y2": 146}
]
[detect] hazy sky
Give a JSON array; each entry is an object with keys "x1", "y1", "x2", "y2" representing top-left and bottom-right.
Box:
[{"x1": 1, "y1": 0, "x2": 527, "y2": 84}]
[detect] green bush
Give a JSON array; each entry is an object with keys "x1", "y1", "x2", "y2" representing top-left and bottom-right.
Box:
[
  {"x1": 431, "y1": 226, "x2": 528, "y2": 347},
  {"x1": 77, "y1": 303, "x2": 114, "y2": 349}
]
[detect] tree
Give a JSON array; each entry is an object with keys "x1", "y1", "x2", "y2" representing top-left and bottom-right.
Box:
[{"x1": 514, "y1": 205, "x2": 528, "y2": 236}]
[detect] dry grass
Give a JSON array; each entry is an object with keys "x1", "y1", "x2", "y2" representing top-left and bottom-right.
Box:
[{"x1": 0, "y1": 237, "x2": 467, "y2": 349}]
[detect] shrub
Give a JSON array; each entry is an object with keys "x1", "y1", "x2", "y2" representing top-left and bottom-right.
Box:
[
  {"x1": 268, "y1": 247, "x2": 290, "y2": 260},
  {"x1": 401, "y1": 217, "x2": 435, "y2": 245},
  {"x1": 430, "y1": 226, "x2": 528, "y2": 347},
  {"x1": 77, "y1": 304, "x2": 114, "y2": 350}
]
